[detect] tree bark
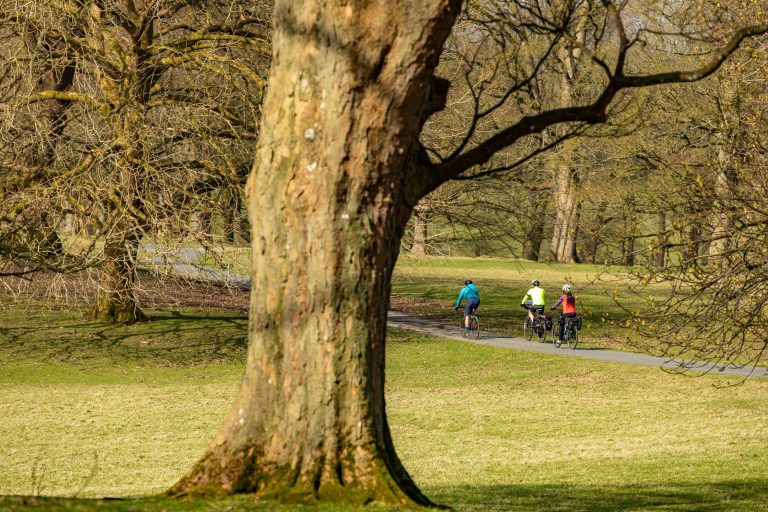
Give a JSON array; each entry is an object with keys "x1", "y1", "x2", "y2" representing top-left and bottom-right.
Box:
[
  {"x1": 224, "y1": 188, "x2": 248, "y2": 244},
  {"x1": 521, "y1": 188, "x2": 545, "y2": 261},
  {"x1": 172, "y1": 0, "x2": 459, "y2": 506},
  {"x1": 164, "y1": 0, "x2": 768, "y2": 505},
  {"x1": 87, "y1": 230, "x2": 147, "y2": 323},
  {"x1": 86, "y1": 150, "x2": 148, "y2": 324},
  {"x1": 550, "y1": 165, "x2": 579, "y2": 263},
  {"x1": 410, "y1": 204, "x2": 430, "y2": 256},
  {"x1": 85, "y1": 3, "x2": 157, "y2": 323},
  {"x1": 547, "y1": 40, "x2": 582, "y2": 264},
  {"x1": 708, "y1": 147, "x2": 737, "y2": 265}
]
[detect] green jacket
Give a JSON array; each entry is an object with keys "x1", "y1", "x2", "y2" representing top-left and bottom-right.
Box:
[{"x1": 521, "y1": 286, "x2": 546, "y2": 306}]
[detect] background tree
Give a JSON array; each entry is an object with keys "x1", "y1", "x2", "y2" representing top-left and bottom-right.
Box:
[
  {"x1": 624, "y1": 30, "x2": 768, "y2": 374},
  {"x1": 404, "y1": 177, "x2": 532, "y2": 257},
  {"x1": 0, "y1": 0, "x2": 270, "y2": 321}
]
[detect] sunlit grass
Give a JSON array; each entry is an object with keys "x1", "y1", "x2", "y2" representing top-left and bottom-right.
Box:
[
  {"x1": 0, "y1": 496, "x2": 398, "y2": 511},
  {"x1": 387, "y1": 331, "x2": 768, "y2": 511},
  {"x1": 1, "y1": 300, "x2": 767, "y2": 510}
]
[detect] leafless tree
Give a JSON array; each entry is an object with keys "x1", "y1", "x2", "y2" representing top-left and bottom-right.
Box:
[
  {"x1": 620, "y1": 33, "x2": 768, "y2": 375},
  {"x1": 0, "y1": 0, "x2": 270, "y2": 321}
]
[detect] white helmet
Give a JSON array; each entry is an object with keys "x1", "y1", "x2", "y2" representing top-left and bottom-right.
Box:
[
  {"x1": 531, "y1": 279, "x2": 540, "y2": 286},
  {"x1": 562, "y1": 284, "x2": 572, "y2": 293}
]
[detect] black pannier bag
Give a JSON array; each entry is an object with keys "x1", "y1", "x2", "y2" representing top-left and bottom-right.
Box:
[
  {"x1": 544, "y1": 314, "x2": 553, "y2": 330},
  {"x1": 575, "y1": 316, "x2": 583, "y2": 330}
]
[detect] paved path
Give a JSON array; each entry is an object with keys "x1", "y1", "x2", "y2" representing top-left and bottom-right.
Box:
[
  {"x1": 387, "y1": 311, "x2": 768, "y2": 379},
  {"x1": 140, "y1": 243, "x2": 250, "y2": 289}
]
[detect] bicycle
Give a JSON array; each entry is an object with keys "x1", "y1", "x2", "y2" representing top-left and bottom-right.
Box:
[
  {"x1": 522, "y1": 306, "x2": 547, "y2": 342},
  {"x1": 553, "y1": 316, "x2": 579, "y2": 349},
  {"x1": 460, "y1": 307, "x2": 480, "y2": 340}
]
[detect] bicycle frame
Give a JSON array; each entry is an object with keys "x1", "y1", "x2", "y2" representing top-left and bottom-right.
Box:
[
  {"x1": 554, "y1": 316, "x2": 579, "y2": 349},
  {"x1": 460, "y1": 308, "x2": 480, "y2": 339},
  {"x1": 524, "y1": 306, "x2": 547, "y2": 342}
]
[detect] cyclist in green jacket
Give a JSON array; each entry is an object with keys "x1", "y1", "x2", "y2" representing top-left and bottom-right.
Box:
[{"x1": 521, "y1": 279, "x2": 546, "y2": 322}]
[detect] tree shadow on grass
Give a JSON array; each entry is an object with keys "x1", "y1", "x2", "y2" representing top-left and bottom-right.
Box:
[
  {"x1": 428, "y1": 479, "x2": 768, "y2": 511},
  {"x1": 4, "y1": 481, "x2": 767, "y2": 511},
  {"x1": 0, "y1": 495, "x2": 375, "y2": 511},
  {"x1": 0, "y1": 303, "x2": 249, "y2": 367}
]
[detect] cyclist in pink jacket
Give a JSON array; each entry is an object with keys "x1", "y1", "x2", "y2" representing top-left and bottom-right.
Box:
[{"x1": 550, "y1": 284, "x2": 577, "y2": 341}]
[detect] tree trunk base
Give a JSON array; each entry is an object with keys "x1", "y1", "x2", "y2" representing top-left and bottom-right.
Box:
[
  {"x1": 85, "y1": 303, "x2": 148, "y2": 324},
  {"x1": 168, "y1": 442, "x2": 436, "y2": 510}
]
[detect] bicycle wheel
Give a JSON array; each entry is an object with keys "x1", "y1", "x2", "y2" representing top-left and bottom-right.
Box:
[
  {"x1": 567, "y1": 322, "x2": 579, "y2": 349},
  {"x1": 471, "y1": 315, "x2": 480, "y2": 340},
  {"x1": 553, "y1": 323, "x2": 562, "y2": 348},
  {"x1": 523, "y1": 316, "x2": 533, "y2": 340}
]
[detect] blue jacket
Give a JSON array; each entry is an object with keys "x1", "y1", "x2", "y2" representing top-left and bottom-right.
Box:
[{"x1": 455, "y1": 283, "x2": 479, "y2": 308}]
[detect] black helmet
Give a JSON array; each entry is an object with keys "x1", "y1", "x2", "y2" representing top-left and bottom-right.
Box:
[
  {"x1": 531, "y1": 279, "x2": 540, "y2": 286},
  {"x1": 465, "y1": 280, "x2": 473, "y2": 285}
]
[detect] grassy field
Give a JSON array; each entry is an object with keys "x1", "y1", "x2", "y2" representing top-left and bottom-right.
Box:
[
  {"x1": 1, "y1": 298, "x2": 767, "y2": 511},
  {"x1": 391, "y1": 254, "x2": 666, "y2": 352},
  {"x1": 191, "y1": 249, "x2": 657, "y2": 342},
  {"x1": 187, "y1": 250, "x2": 759, "y2": 363},
  {"x1": 194, "y1": 250, "x2": 666, "y2": 351}
]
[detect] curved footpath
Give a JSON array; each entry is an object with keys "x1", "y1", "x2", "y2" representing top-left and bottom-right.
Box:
[
  {"x1": 143, "y1": 247, "x2": 766, "y2": 380},
  {"x1": 387, "y1": 310, "x2": 768, "y2": 379}
]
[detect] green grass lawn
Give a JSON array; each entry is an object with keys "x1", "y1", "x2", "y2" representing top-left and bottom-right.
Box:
[
  {"x1": 1, "y1": 299, "x2": 767, "y2": 510},
  {"x1": 388, "y1": 331, "x2": 768, "y2": 511}
]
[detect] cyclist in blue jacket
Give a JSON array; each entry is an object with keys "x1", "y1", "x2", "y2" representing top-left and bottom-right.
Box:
[{"x1": 455, "y1": 280, "x2": 480, "y2": 337}]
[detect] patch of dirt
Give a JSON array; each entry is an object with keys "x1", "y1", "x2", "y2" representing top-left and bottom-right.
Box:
[
  {"x1": 0, "y1": 269, "x2": 249, "y2": 312},
  {"x1": 3, "y1": 275, "x2": 455, "y2": 319},
  {"x1": 389, "y1": 295, "x2": 452, "y2": 319}
]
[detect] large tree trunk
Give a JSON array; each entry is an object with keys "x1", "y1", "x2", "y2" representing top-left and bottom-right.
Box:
[
  {"x1": 550, "y1": 165, "x2": 579, "y2": 263},
  {"x1": 172, "y1": 0, "x2": 459, "y2": 506},
  {"x1": 547, "y1": 40, "x2": 582, "y2": 264},
  {"x1": 86, "y1": 8, "x2": 157, "y2": 324},
  {"x1": 87, "y1": 230, "x2": 146, "y2": 323},
  {"x1": 87, "y1": 146, "x2": 148, "y2": 324},
  {"x1": 708, "y1": 148, "x2": 737, "y2": 265}
]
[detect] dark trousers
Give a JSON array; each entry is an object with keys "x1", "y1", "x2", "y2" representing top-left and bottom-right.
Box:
[{"x1": 558, "y1": 313, "x2": 576, "y2": 340}]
